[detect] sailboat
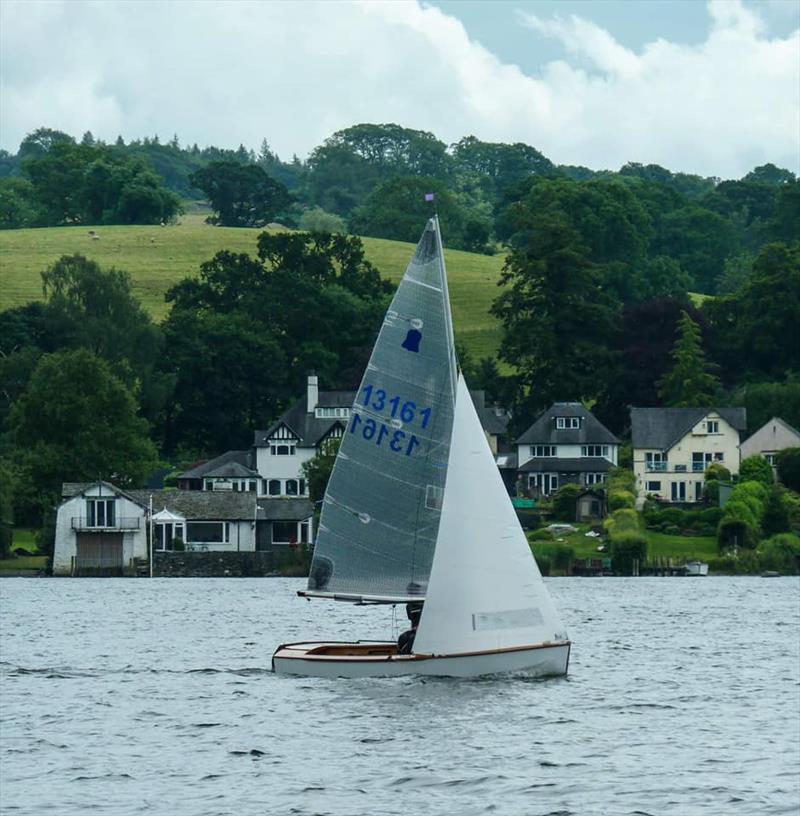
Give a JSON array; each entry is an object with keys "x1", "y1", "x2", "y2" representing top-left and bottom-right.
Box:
[{"x1": 272, "y1": 217, "x2": 570, "y2": 678}]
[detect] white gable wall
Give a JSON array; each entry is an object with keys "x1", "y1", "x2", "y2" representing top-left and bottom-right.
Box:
[{"x1": 53, "y1": 491, "x2": 147, "y2": 575}]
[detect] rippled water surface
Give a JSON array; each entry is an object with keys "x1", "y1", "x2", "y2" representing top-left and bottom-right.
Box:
[{"x1": 1, "y1": 577, "x2": 798, "y2": 816}]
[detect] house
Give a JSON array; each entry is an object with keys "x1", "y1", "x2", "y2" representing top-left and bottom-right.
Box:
[
  {"x1": 631, "y1": 407, "x2": 747, "y2": 504},
  {"x1": 739, "y1": 417, "x2": 800, "y2": 472},
  {"x1": 53, "y1": 481, "x2": 313, "y2": 576},
  {"x1": 177, "y1": 375, "x2": 511, "y2": 499},
  {"x1": 515, "y1": 402, "x2": 620, "y2": 497}
]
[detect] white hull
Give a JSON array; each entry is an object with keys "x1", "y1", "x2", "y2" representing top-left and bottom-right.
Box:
[
  {"x1": 272, "y1": 640, "x2": 570, "y2": 679},
  {"x1": 684, "y1": 561, "x2": 709, "y2": 576}
]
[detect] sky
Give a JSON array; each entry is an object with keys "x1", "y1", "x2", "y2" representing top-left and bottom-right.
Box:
[{"x1": 1, "y1": 0, "x2": 798, "y2": 179}]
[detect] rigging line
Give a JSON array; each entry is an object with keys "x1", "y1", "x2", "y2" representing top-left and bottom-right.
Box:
[{"x1": 403, "y1": 277, "x2": 442, "y2": 292}]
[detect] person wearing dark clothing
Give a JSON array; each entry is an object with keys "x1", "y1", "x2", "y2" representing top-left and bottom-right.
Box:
[{"x1": 397, "y1": 602, "x2": 423, "y2": 655}]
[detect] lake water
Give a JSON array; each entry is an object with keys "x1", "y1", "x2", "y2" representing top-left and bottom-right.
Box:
[{"x1": 1, "y1": 577, "x2": 798, "y2": 816}]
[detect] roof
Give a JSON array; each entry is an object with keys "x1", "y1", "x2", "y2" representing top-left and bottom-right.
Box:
[
  {"x1": 61, "y1": 481, "x2": 146, "y2": 507},
  {"x1": 178, "y1": 450, "x2": 255, "y2": 480},
  {"x1": 630, "y1": 407, "x2": 747, "y2": 450},
  {"x1": 471, "y1": 390, "x2": 509, "y2": 436},
  {"x1": 256, "y1": 389, "x2": 508, "y2": 448},
  {"x1": 257, "y1": 498, "x2": 314, "y2": 521},
  {"x1": 518, "y1": 457, "x2": 613, "y2": 473},
  {"x1": 127, "y1": 490, "x2": 257, "y2": 520},
  {"x1": 496, "y1": 452, "x2": 518, "y2": 469},
  {"x1": 516, "y1": 402, "x2": 620, "y2": 445},
  {"x1": 742, "y1": 416, "x2": 800, "y2": 447}
]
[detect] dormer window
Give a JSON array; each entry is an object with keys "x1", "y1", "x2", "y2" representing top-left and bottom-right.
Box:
[
  {"x1": 556, "y1": 417, "x2": 580, "y2": 430},
  {"x1": 314, "y1": 407, "x2": 351, "y2": 418}
]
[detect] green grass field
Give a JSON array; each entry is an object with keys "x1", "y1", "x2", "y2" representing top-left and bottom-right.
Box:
[{"x1": 0, "y1": 214, "x2": 506, "y2": 359}]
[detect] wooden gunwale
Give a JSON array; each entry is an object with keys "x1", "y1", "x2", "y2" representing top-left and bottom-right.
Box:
[{"x1": 273, "y1": 640, "x2": 570, "y2": 664}]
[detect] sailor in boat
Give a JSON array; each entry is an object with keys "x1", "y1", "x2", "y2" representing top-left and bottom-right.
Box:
[{"x1": 397, "y1": 602, "x2": 423, "y2": 654}]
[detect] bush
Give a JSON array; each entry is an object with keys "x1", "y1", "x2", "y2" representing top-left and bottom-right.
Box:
[
  {"x1": 608, "y1": 490, "x2": 636, "y2": 511},
  {"x1": 739, "y1": 455, "x2": 774, "y2": 487},
  {"x1": 299, "y1": 207, "x2": 347, "y2": 233},
  {"x1": 605, "y1": 508, "x2": 640, "y2": 537},
  {"x1": 551, "y1": 483, "x2": 583, "y2": 522},
  {"x1": 660, "y1": 507, "x2": 686, "y2": 526},
  {"x1": 762, "y1": 486, "x2": 792, "y2": 536},
  {"x1": 776, "y1": 447, "x2": 800, "y2": 492},
  {"x1": 529, "y1": 528, "x2": 554, "y2": 541},
  {"x1": 538, "y1": 543, "x2": 575, "y2": 574},
  {"x1": 703, "y1": 478, "x2": 721, "y2": 505},
  {"x1": 707, "y1": 556, "x2": 737, "y2": 574},
  {"x1": 663, "y1": 524, "x2": 681, "y2": 535},
  {"x1": 758, "y1": 533, "x2": 800, "y2": 573},
  {"x1": 534, "y1": 552, "x2": 552, "y2": 576},
  {"x1": 610, "y1": 531, "x2": 648, "y2": 575},
  {"x1": 705, "y1": 462, "x2": 732, "y2": 482},
  {"x1": 699, "y1": 507, "x2": 722, "y2": 526},
  {"x1": 607, "y1": 467, "x2": 636, "y2": 493}
]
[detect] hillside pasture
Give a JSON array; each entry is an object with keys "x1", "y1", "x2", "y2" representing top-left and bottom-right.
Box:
[{"x1": 0, "y1": 214, "x2": 505, "y2": 359}]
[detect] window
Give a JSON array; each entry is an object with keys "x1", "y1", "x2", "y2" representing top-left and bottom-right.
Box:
[
  {"x1": 530, "y1": 445, "x2": 557, "y2": 458},
  {"x1": 270, "y1": 443, "x2": 296, "y2": 456},
  {"x1": 425, "y1": 484, "x2": 444, "y2": 510},
  {"x1": 315, "y1": 407, "x2": 350, "y2": 418},
  {"x1": 272, "y1": 521, "x2": 298, "y2": 544},
  {"x1": 86, "y1": 499, "x2": 115, "y2": 527},
  {"x1": 585, "y1": 473, "x2": 606, "y2": 485},
  {"x1": 645, "y1": 452, "x2": 667, "y2": 471},
  {"x1": 249, "y1": 481, "x2": 257, "y2": 492},
  {"x1": 646, "y1": 481, "x2": 662, "y2": 491},
  {"x1": 765, "y1": 453, "x2": 775, "y2": 466},
  {"x1": 286, "y1": 479, "x2": 299, "y2": 496},
  {"x1": 268, "y1": 479, "x2": 281, "y2": 496},
  {"x1": 582, "y1": 445, "x2": 609, "y2": 457},
  {"x1": 556, "y1": 417, "x2": 580, "y2": 430},
  {"x1": 204, "y1": 479, "x2": 213, "y2": 491},
  {"x1": 707, "y1": 420, "x2": 719, "y2": 433},
  {"x1": 527, "y1": 473, "x2": 558, "y2": 495},
  {"x1": 671, "y1": 482, "x2": 686, "y2": 501},
  {"x1": 714, "y1": 452, "x2": 724, "y2": 462},
  {"x1": 185, "y1": 522, "x2": 227, "y2": 543},
  {"x1": 299, "y1": 479, "x2": 306, "y2": 496}
]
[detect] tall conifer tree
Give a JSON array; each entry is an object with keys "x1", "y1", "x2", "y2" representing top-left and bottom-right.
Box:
[{"x1": 658, "y1": 310, "x2": 720, "y2": 406}]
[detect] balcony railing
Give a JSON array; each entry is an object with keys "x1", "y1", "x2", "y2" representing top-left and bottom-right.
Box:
[
  {"x1": 691, "y1": 462, "x2": 707, "y2": 472},
  {"x1": 71, "y1": 517, "x2": 141, "y2": 531},
  {"x1": 645, "y1": 462, "x2": 667, "y2": 472}
]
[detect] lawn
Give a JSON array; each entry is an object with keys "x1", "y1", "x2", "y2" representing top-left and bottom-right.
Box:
[
  {"x1": 9, "y1": 528, "x2": 38, "y2": 553},
  {"x1": 0, "y1": 214, "x2": 506, "y2": 360},
  {"x1": 528, "y1": 523, "x2": 718, "y2": 563}
]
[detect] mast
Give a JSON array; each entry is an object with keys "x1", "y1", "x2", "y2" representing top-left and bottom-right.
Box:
[{"x1": 433, "y1": 215, "x2": 458, "y2": 404}]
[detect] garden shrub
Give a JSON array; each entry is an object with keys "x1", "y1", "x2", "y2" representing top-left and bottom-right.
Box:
[
  {"x1": 533, "y1": 551, "x2": 552, "y2": 576},
  {"x1": 758, "y1": 533, "x2": 800, "y2": 573},
  {"x1": 707, "y1": 556, "x2": 736, "y2": 574},
  {"x1": 608, "y1": 490, "x2": 636, "y2": 511},
  {"x1": 551, "y1": 483, "x2": 583, "y2": 522},
  {"x1": 705, "y1": 462, "x2": 732, "y2": 482},
  {"x1": 703, "y1": 478, "x2": 720, "y2": 505},
  {"x1": 663, "y1": 524, "x2": 681, "y2": 535},
  {"x1": 761, "y1": 486, "x2": 792, "y2": 536},
  {"x1": 538, "y1": 543, "x2": 575, "y2": 574},
  {"x1": 605, "y1": 508, "x2": 640, "y2": 537},
  {"x1": 776, "y1": 447, "x2": 800, "y2": 492},
  {"x1": 610, "y1": 531, "x2": 648, "y2": 575},
  {"x1": 607, "y1": 467, "x2": 636, "y2": 493},
  {"x1": 529, "y1": 528, "x2": 554, "y2": 541},
  {"x1": 699, "y1": 507, "x2": 722, "y2": 526},
  {"x1": 739, "y1": 455, "x2": 774, "y2": 487},
  {"x1": 660, "y1": 507, "x2": 686, "y2": 526}
]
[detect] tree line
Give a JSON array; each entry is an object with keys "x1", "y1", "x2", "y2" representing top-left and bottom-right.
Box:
[{"x1": 2, "y1": 124, "x2": 797, "y2": 296}]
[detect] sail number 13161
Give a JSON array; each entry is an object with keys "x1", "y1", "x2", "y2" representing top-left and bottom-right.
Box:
[{"x1": 348, "y1": 383, "x2": 432, "y2": 457}]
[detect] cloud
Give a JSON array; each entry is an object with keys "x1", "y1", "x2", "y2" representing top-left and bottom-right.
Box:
[{"x1": 0, "y1": 0, "x2": 797, "y2": 178}]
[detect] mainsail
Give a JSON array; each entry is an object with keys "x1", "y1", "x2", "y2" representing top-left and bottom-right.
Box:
[{"x1": 306, "y1": 218, "x2": 457, "y2": 601}]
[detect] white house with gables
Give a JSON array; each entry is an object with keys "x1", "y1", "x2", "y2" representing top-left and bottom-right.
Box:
[
  {"x1": 631, "y1": 407, "x2": 747, "y2": 503},
  {"x1": 177, "y1": 374, "x2": 509, "y2": 498},
  {"x1": 514, "y1": 402, "x2": 620, "y2": 497}
]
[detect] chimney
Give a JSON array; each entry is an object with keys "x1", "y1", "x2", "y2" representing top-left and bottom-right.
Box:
[{"x1": 307, "y1": 374, "x2": 318, "y2": 414}]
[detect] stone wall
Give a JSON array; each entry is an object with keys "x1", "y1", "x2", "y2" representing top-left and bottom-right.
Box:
[{"x1": 154, "y1": 551, "x2": 277, "y2": 577}]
